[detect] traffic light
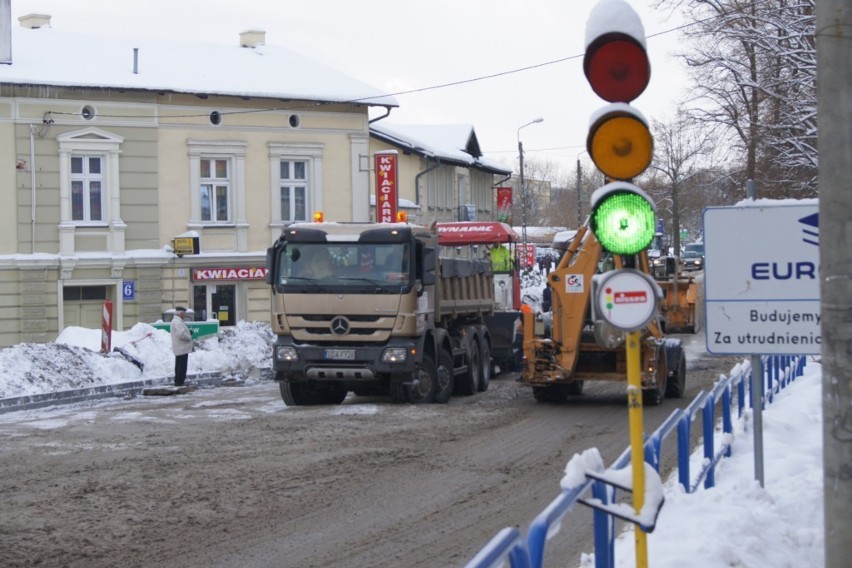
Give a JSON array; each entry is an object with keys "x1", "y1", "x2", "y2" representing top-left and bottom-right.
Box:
[
  {"x1": 587, "y1": 104, "x2": 652, "y2": 181},
  {"x1": 590, "y1": 182, "x2": 656, "y2": 255},
  {"x1": 584, "y1": 0, "x2": 655, "y2": 256}
]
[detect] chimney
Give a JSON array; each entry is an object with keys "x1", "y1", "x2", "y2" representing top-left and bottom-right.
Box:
[
  {"x1": 18, "y1": 14, "x2": 52, "y2": 29},
  {"x1": 239, "y1": 29, "x2": 265, "y2": 48}
]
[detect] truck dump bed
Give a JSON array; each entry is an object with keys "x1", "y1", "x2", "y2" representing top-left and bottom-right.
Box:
[{"x1": 436, "y1": 258, "x2": 494, "y2": 319}]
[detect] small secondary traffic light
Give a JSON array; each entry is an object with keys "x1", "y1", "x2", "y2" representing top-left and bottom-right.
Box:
[
  {"x1": 590, "y1": 182, "x2": 656, "y2": 255},
  {"x1": 584, "y1": 0, "x2": 655, "y2": 255}
]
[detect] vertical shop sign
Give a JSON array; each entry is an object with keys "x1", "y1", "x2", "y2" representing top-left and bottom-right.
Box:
[{"x1": 375, "y1": 151, "x2": 398, "y2": 223}]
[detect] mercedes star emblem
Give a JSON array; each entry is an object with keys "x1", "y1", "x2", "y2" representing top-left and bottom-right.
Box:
[{"x1": 330, "y1": 316, "x2": 350, "y2": 335}]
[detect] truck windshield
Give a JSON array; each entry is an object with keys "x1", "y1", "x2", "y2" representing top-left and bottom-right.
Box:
[{"x1": 276, "y1": 243, "x2": 410, "y2": 289}]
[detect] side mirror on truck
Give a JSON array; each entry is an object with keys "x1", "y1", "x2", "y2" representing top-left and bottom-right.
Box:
[
  {"x1": 420, "y1": 247, "x2": 437, "y2": 286},
  {"x1": 265, "y1": 237, "x2": 285, "y2": 286}
]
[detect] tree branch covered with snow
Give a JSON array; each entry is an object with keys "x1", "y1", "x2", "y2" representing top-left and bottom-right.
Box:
[{"x1": 654, "y1": 0, "x2": 817, "y2": 195}]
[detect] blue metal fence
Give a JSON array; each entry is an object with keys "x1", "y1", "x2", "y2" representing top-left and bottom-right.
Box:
[{"x1": 464, "y1": 354, "x2": 808, "y2": 568}]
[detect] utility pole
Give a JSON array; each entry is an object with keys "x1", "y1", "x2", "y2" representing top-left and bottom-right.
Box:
[
  {"x1": 576, "y1": 159, "x2": 582, "y2": 227},
  {"x1": 517, "y1": 118, "x2": 543, "y2": 267},
  {"x1": 817, "y1": 1, "x2": 852, "y2": 565}
]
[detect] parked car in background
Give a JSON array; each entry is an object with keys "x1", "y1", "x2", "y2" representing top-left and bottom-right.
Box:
[{"x1": 681, "y1": 249, "x2": 704, "y2": 271}]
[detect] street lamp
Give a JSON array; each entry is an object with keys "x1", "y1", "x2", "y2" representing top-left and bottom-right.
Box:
[{"x1": 517, "y1": 117, "x2": 543, "y2": 266}]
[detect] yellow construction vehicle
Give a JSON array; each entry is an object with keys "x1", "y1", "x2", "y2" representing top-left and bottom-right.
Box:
[
  {"x1": 648, "y1": 250, "x2": 702, "y2": 333},
  {"x1": 655, "y1": 273, "x2": 701, "y2": 334},
  {"x1": 520, "y1": 225, "x2": 686, "y2": 405}
]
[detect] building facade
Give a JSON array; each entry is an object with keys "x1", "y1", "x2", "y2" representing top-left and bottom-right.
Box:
[
  {"x1": 0, "y1": 14, "x2": 510, "y2": 347},
  {"x1": 369, "y1": 123, "x2": 512, "y2": 226}
]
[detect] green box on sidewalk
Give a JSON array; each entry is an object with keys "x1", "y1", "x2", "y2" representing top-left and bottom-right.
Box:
[{"x1": 152, "y1": 321, "x2": 220, "y2": 340}]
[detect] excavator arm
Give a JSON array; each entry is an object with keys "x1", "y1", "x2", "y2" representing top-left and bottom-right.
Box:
[{"x1": 522, "y1": 226, "x2": 603, "y2": 382}]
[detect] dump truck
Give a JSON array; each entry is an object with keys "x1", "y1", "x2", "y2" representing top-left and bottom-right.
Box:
[
  {"x1": 264, "y1": 220, "x2": 500, "y2": 406},
  {"x1": 520, "y1": 224, "x2": 686, "y2": 405},
  {"x1": 435, "y1": 221, "x2": 524, "y2": 371}
]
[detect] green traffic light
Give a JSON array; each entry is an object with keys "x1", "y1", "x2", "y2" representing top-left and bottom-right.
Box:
[{"x1": 591, "y1": 191, "x2": 655, "y2": 255}]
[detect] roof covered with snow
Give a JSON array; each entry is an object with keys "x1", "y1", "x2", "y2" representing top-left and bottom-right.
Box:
[
  {"x1": 1, "y1": 24, "x2": 398, "y2": 107},
  {"x1": 370, "y1": 122, "x2": 512, "y2": 175}
]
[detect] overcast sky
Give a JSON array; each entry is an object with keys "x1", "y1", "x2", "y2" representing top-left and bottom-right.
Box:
[{"x1": 9, "y1": 0, "x2": 689, "y2": 175}]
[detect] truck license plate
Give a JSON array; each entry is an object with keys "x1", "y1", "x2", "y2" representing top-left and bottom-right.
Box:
[{"x1": 324, "y1": 349, "x2": 355, "y2": 361}]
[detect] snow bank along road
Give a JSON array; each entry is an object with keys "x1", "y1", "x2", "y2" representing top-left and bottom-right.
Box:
[{"x1": 0, "y1": 337, "x2": 737, "y2": 568}]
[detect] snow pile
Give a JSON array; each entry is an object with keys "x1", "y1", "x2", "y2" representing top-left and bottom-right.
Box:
[
  {"x1": 0, "y1": 321, "x2": 275, "y2": 399},
  {"x1": 0, "y1": 273, "x2": 547, "y2": 400}
]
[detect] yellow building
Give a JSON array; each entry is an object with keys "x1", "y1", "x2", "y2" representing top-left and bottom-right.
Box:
[{"x1": 0, "y1": 14, "x2": 510, "y2": 346}]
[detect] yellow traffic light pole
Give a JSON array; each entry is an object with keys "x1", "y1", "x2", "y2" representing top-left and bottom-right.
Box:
[{"x1": 626, "y1": 330, "x2": 649, "y2": 568}]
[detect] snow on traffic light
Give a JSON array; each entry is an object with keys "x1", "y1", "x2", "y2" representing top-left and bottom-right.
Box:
[
  {"x1": 583, "y1": 0, "x2": 650, "y2": 103},
  {"x1": 584, "y1": 0, "x2": 655, "y2": 256}
]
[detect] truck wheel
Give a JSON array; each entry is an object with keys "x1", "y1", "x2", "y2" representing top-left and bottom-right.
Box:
[
  {"x1": 280, "y1": 381, "x2": 346, "y2": 406},
  {"x1": 665, "y1": 351, "x2": 687, "y2": 399},
  {"x1": 456, "y1": 341, "x2": 480, "y2": 396},
  {"x1": 478, "y1": 341, "x2": 491, "y2": 392},
  {"x1": 403, "y1": 354, "x2": 437, "y2": 404},
  {"x1": 279, "y1": 381, "x2": 315, "y2": 406},
  {"x1": 433, "y1": 349, "x2": 454, "y2": 404}
]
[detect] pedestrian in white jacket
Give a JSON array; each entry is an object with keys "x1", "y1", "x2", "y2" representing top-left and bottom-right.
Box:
[{"x1": 170, "y1": 307, "x2": 193, "y2": 386}]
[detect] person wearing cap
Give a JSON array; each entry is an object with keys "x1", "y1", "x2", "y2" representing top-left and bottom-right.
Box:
[{"x1": 170, "y1": 306, "x2": 193, "y2": 387}]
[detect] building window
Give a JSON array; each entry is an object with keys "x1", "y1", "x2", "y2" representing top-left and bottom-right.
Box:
[
  {"x1": 188, "y1": 141, "x2": 247, "y2": 231},
  {"x1": 200, "y1": 158, "x2": 231, "y2": 222},
  {"x1": 280, "y1": 160, "x2": 308, "y2": 222},
  {"x1": 268, "y1": 142, "x2": 323, "y2": 228},
  {"x1": 71, "y1": 156, "x2": 104, "y2": 221},
  {"x1": 57, "y1": 127, "x2": 126, "y2": 254},
  {"x1": 63, "y1": 285, "x2": 108, "y2": 301}
]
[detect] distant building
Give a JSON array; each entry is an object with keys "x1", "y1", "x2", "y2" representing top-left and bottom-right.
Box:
[{"x1": 369, "y1": 123, "x2": 511, "y2": 226}]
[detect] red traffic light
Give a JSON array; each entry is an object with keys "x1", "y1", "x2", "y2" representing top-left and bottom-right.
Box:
[
  {"x1": 583, "y1": 0, "x2": 651, "y2": 103},
  {"x1": 584, "y1": 33, "x2": 650, "y2": 103}
]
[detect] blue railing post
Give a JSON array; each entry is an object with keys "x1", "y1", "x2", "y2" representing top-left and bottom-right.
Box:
[
  {"x1": 737, "y1": 374, "x2": 746, "y2": 417},
  {"x1": 722, "y1": 385, "x2": 733, "y2": 458},
  {"x1": 764, "y1": 356, "x2": 772, "y2": 404},
  {"x1": 703, "y1": 395, "x2": 716, "y2": 489},
  {"x1": 592, "y1": 481, "x2": 615, "y2": 568},
  {"x1": 677, "y1": 415, "x2": 691, "y2": 491},
  {"x1": 645, "y1": 435, "x2": 661, "y2": 472}
]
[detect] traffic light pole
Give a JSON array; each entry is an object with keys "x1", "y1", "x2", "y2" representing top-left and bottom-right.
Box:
[{"x1": 626, "y1": 330, "x2": 649, "y2": 568}]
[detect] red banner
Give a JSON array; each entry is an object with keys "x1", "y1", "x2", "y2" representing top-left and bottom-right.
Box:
[
  {"x1": 496, "y1": 187, "x2": 513, "y2": 224},
  {"x1": 375, "y1": 152, "x2": 398, "y2": 223}
]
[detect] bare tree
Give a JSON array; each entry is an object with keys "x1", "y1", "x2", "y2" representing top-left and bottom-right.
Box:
[
  {"x1": 654, "y1": 0, "x2": 817, "y2": 196},
  {"x1": 511, "y1": 157, "x2": 564, "y2": 228},
  {"x1": 645, "y1": 110, "x2": 712, "y2": 253}
]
